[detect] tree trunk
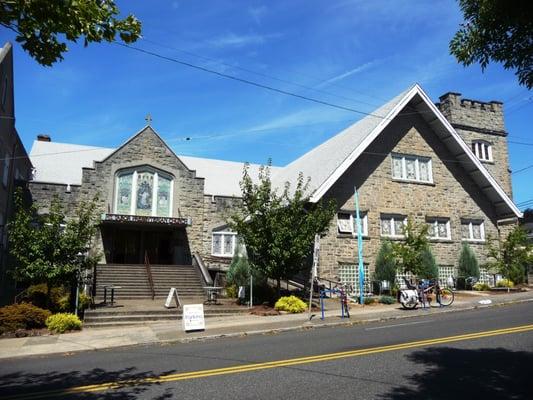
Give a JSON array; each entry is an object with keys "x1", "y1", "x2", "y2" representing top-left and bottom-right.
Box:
[{"x1": 276, "y1": 278, "x2": 281, "y2": 298}]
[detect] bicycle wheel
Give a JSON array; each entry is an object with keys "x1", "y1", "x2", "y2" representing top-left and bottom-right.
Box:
[{"x1": 437, "y1": 288, "x2": 454, "y2": 306}]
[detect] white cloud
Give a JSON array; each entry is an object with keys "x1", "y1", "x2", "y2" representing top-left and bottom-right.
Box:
[
  {"x1": 249, "y1": 5, "x2": 268, "y2": 24},
  {"x1": 316, "y1": 61, "x2": 376, "y2": 88},
  {"x1": 206, "y1": 32, "x2": 281, "y2": 48}
]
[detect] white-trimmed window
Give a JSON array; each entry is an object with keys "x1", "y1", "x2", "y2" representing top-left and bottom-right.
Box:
[
  {"x1": 391, "y1": 154, "x2": 432, "y2": 183},
  {"x1": 427, "y1": 218, "x2": 451, "y2": 240},
  {"x1": 461, "y1": 219, "x2": 485, "y2": 241},
  {"x1": 114, "y1": 167, "x2": 173, "y2": 217},
  {"x1": 337, "y1": 212, "x2": 368, "y2": 237},
  {"x1": 472, "y1": 141, "x2": 492, "y2": 162},
  {"x1": 212, "y1": 231, "x2": 237, "y2": 257},
  {"x1": 380, "y1": 214, "x2": 407, "y2": 238}
]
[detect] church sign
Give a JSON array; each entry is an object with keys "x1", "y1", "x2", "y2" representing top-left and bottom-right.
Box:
[{"x1": 101, "y1": 213, "x2": 191, "y2": 226}]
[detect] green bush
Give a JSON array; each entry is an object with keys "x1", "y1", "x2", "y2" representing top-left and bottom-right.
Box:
[
  {"x1": 0, "y1": 303, "x2": 51, "y2": 334},
  {"x1": 496, "y1": 279, "x2": 514, "y2": 288},
  {"x1": 46, "y1": 313, "x2": 82, "y2": 333},
  {"x1": 458, "y1": 243, "x2": 480, "y2": 279},
  {"x1": 274, "y1": 295, "x2": 306, "y2": 313},
  {"x1": 473, "y1": 282, "x2": 490, "y2": 291},
  {"x1": 225, "y1": 284, "x2": 238, "y2": 298},
  {"x1": 419, "y1": 246, "x2": 438, "y2": 279},
  {"x1": 379, "y1": 295, "x2": 396, "y2": 304},
  {"x1": 373, "y1": 241, "x2": 397, "y2": 287},
  {"x1": 24, "y1": 284, "x2": 71, "y2": 312},
  {"x1": 78, "y1": 293, "x2": 91, "y2": 310},
  {"x1": 363, "y1": 297, "x2": 375, "y2": 305}
]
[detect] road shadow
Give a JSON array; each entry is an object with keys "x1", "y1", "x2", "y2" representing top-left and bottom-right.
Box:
[
  {"x1": 380, "y1": 347, "x2": 533, "y2": 399},
  {"x1": 0, "y1": 367, "x2": 177, "y2": 399}
]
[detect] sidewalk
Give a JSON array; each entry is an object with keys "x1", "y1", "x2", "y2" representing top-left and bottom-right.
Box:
[{"x1": 1, "y1": 290, "x2": 532, "y2": 360}]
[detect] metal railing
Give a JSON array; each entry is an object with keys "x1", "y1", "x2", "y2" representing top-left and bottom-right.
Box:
[{"x1": 144, "y1": 251, "x2": 155, "y2": 300}]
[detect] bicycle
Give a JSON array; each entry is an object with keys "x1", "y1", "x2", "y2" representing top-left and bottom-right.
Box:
[{"x1": 399, "y1": 278, "x2": 454, "y2": 309}]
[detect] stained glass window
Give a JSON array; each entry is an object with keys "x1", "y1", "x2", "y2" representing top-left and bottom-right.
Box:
[
  {"x1": 157, "y1": 176, "x2": 171, "y2": 217},
  {"x1": 116, "y1": 173, "x2": 133, "y2": 214},
  {"x1": 212, "y1": 232, "x2": 236, "y2": 257},
  {"x1": 392, "y1": 157, "x2": 403, "y2": 179},
  {"x1": 461, "y1": 220, "x2": 485, "y2": 241},
  {"x1": 136, "y1": 172, "x2": 154, "y2": 216},
  {"x1": 391, "y1": 154, "x2": 432, "y2": 182},
  {"x1": 405, "y1": 158, "x2": 416, "y2": 180}
]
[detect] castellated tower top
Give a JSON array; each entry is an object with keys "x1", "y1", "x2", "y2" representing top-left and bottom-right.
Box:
[{"x1": 436, "y1": 92, "x2": 506, "y2": 135}]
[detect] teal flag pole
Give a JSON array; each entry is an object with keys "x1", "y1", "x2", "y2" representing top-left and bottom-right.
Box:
[{"x1": 354, "y1": 186, "x2": 365, "y2": 304}]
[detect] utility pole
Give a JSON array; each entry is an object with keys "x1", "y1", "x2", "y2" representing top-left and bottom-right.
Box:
[{"x1": 354, "y1": 187, "x2": 365, "y2": 305}]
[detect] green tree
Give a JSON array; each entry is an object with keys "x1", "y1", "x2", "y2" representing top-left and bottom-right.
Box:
[
  {"x1": 487, "y1": 226, "x2": 532, "y2": 284},
  {"x1": 229, "y1": 163, "x2": 336, "y2": 296},
  {"x1": 373, "y1": 241, "x2": 397, "y2": 286},
  {"x1": 1, "y1": 0, "x2": 141, "y2": 66},
  {"x1": 391, "y1": 218, "x2": 431, "y2": 278},
  {"x1": 8, "y1": 190, "x2": 100, "y2": 295},
  {"x1": 226, "y1": 243, "x2": 254, "y2": 288},
  {"x1": 450, "y1": 0, "x2": 533, "y2": 89},
  {"x1": 458, "y1": 242, "x2": 480, "y2": 278},
  {"x1": 419, "y1": 246, "x2": 438, "y2": 280}
]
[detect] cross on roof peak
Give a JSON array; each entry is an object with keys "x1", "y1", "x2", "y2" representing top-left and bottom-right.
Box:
[{"x1": 145, "y1": 114, "x2": 152, "y2": 125}]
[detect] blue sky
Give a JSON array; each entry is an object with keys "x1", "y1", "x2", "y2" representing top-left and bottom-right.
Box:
[{"x1": 2, "y1": 0, "x2": 532, "y2": 208}]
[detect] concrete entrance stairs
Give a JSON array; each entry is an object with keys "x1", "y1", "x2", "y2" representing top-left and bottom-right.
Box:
[
  {"x1": 94, "y1": 264, "x2": 205, "y2": 300},
  {"x1": 84, "y1": 299, "x2": 249, "y2": 328}
]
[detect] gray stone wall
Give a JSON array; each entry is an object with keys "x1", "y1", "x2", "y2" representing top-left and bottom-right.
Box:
[
  {"x1": 437, "y1": 92, "x2": 512, "y2": 197},
  {"x1": 318, "y1": 112, "x2": 503, "y2": 281},
  {"x1": 201, "y1": 195, "x2": 242, "y2": 271},
  {"x1": 29, "y1": 182, "x2": 81, "y2": 215},
  {"x1": 78, "y1": 127, "x2": 206, "y2": 261}
]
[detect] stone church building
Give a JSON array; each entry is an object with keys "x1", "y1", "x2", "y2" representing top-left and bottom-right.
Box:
[{"x1": 28, "y1": 84, "x2": 521, "y2": 294}]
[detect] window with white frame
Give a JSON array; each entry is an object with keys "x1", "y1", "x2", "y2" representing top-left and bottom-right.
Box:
[
  {"x1": 391, "y1": 154, "x2": 432, "y2": 183},
  {"x1": 212, "y1": 231, "x2": 237, "y2": 257},
  {"x1": 337, "y1": 212, "x2": 368, "y2": 236},
  {"x1": 114, "y1": 167, "x2": 173, "y2": 217},
  {"x1": 427, "y1": 218, "x2": 451, "y2": 240},
  {"x1": 380, "y1": 214, "x2": 407, "y2": 237},
  {"x1": 472, "y1": 141, "x2": 492, "y2": 162},
  {"x1": 338, "y1": 263, "x2": 370, "y2": 295},
  {"x1": 461, "y1": 219, "x2": 485, "y2": 241}
]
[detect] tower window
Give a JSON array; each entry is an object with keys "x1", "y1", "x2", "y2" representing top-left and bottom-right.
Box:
[{"x1": 472, "y1": 141, "x2": 492, "y2": 162}]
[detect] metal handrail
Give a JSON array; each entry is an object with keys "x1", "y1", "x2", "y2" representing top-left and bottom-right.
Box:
[
  {"x1": 192, "y1": 253, "x2": 213, "y2": 286},
  {"x1": 144, "y1": 251, "x2": 155, "y2": 300}
]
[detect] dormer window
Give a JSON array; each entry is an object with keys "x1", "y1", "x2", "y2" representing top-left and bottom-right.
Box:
[
  {"x1": 114, "y1": 167, "x2": 173, "y2": 217},
  {"x1": 472, "y1": 141, "x2": 492, "y2": 162}
]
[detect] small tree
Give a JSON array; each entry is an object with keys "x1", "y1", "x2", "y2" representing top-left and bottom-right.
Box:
[
  {"x1": 229, "y1": 163, "x2": 336, "y2": 296},
  {"x1": 391, "y1": 218, "x2": 430, "y2": 278},
  {"x1": 373, "y1": 241, "x2": 397, "y2": 286},
  {"x1": 458, "y1": 242, "x2": 480, "y2": 279},
  {"x1": 8, "y1": 190, "x2": 100, "y2": 305},
  {"x1": 487, "y1": 226, "x2": 532, "y2": 284},
  {"x1": 226, "y1": 243, "x2": 252, "y2": 288},
  {"x1": 419, "y1": 246, "x2": 438, "y2": 280}
]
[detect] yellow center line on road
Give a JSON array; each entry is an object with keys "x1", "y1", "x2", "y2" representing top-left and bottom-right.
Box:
[{"x1": 4, "y1": 324, "x2": 533, "y2": 400}]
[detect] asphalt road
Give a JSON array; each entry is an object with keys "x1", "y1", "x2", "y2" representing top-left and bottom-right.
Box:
[{"x1": 1, "y1": 302, "x2": 533, "y2": 400}]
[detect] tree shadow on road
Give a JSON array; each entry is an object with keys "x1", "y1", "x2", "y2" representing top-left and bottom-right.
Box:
[
  {"x1": 0, "y1": 366, "x2": 177, "y2": 399},
  {"x1": 381, "y1": 347, "x2": 533, "y2": 400}
]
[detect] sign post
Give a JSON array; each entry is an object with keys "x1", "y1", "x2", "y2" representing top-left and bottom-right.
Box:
[
  {"x1": 354, "y1": 187, "x2": 365, "y2": 305},
  {"x1": 308, "y1": 234, "x2": 320, "y2": 319}
]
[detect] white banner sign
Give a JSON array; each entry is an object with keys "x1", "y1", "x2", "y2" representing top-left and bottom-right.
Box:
[{"x1": 182, "y1": 304, "x2": 205, "y2": 332}]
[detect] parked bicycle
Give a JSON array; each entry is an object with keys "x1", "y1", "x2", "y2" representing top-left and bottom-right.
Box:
[{"x1": 398, "y1": 278, "x2": 454, "y2": 309}]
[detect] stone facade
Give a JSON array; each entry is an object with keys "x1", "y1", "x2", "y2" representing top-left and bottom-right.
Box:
[
  {"x1": 318, "y1": 109, "x2": 515, "y2": 284},
  {"x1": 437, "y1": 92, "x2": 513, "y2": 197}
]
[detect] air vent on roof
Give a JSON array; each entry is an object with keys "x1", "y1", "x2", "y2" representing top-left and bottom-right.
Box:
[{"x1": 37, "y1": 134, "x2": 51, "y2": 142}]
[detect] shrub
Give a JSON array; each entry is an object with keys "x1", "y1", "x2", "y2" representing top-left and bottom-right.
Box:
[
  {"x1": 226, "y1": 245, "x2": 251, "y2": 288},
  {"x1": 373, "y1": 241, "x2": 397, "y2": 287},
  {"x1": 24, "y1": 284, "x2": 71, "y2": 312},
  {"x1": 274, "y1": 296, "x2": 306, "y2": 313},
  {"x1": 363, "y1": 297, "x2": 375, "y2": 305},
  {"x1": 419, "y1": 246, "x2": 438, "y2": 279},
  {"x1": 473, "y1": 282, "x2": 490, "y2": 291},
  {"x1": 0, "y1": 303, "x2": 51, "y2": 334},
  {"x1": 496, "y1": 279, "x2": 514, "y2": 288},
  {"x1": 458, "y1": 243, "x2": 480, "y2": 279},
  {"x1": 78, "y1": 293, "x2": 91, "y2": 310},
  {"x1": 379, "y1": 295, "x2": 396, "y2": 304},
  {"x1": 225, "y1": 284, "x2": 238, "y2": 298},
  {"x1": 46, "y1": 313, "x2": 82, "y2": 333}
]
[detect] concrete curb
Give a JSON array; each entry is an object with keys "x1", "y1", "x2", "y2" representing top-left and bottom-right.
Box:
[
  {"x1": 156, "y1": 296, "x2": 533, "y2": 344},
  {"x1": 2, "y1": 296, "x2": 532, "y2": 360}
]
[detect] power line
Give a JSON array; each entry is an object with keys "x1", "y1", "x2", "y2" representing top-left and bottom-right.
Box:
[
  {"x1": 508, "y1": 140, "x2": 533, "y2": 146},
  {"x1": 512, "y1": 163, "x2": 533, "y2": 175}
]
